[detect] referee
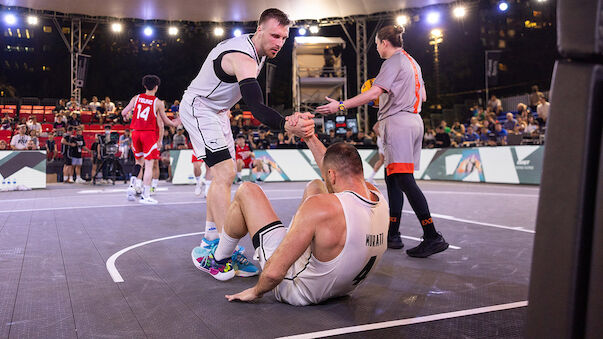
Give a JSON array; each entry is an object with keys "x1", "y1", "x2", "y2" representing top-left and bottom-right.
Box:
[{"x1": 316, "y1": 25, "x2": 448, "y2": 258}]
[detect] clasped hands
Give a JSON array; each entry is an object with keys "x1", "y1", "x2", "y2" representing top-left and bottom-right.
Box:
[{"x1": 285, "y1": 112, "x2": 315, "y2": 139}]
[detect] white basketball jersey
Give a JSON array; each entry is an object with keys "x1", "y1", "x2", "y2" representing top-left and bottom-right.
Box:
[
  {"x1": 274, "y1": 190, "x2": 389, "y2": 306},
  {"x1": 182, "y1": 34, "x2": 266, "y2": 112}
]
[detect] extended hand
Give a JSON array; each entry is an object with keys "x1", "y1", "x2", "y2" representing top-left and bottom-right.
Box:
[
  {"x1": 225, "y1": 287, "x2": 261, "y2": 302},
  {"x1": 285, "y1": 112, "x2": 314, "y2": 127},
  {"x1": 171, "y1": 117, "x2": 182, "y2": 127},
  {"x1": 315, "y1": 96, "x2": 340, "y2": 114}
]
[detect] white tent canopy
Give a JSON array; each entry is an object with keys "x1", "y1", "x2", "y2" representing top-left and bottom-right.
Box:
[{"x1": 2, "y1": 0, "x2": 455, "y2": 22}]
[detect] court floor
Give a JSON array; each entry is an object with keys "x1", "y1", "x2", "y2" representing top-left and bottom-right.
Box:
[{"x1": 0, "y1": 180, "x2": 538, "y2": 338}]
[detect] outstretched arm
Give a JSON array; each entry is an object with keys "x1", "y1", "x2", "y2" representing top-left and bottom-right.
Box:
[{"x1": 315, "y1": 86, "x2": 383, "y2": 114}]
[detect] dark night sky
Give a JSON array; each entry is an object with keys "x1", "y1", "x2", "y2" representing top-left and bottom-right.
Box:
[{"x1": 1, "y1": 0, "x2": 557, "y2": 112}]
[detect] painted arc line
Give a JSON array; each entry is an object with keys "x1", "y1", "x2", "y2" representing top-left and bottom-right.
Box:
[
  {"x1": 421, "y1": 190, "x2": 538, "y2": 198},
  {"x1": 400, "y1": 235, "x2": 461, "y2": 250},
  {"x1": 106, "y1": 232, "x2": 206, "y2": 283},
  {"x1": 277, "y1": 300, "x2": 528, "y2": 339},
  {"x1": 403, "y1": 210, "x2": 535, "y2": 234}
]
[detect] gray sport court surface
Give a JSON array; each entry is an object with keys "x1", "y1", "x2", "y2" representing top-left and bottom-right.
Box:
[{"x1": 0, "y1": 180, "x2": 538, "y2": 338}]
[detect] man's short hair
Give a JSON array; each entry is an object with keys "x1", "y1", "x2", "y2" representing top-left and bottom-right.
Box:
[
  {"x1": 323, "y1": 142, "x2": 363, "y2": 176},
  {"x1": 258, "y1": 8, "x2": 291, "y2": 26},
  {"x1": 142, "y1": 75, "x2": 161, "y2": 91}
]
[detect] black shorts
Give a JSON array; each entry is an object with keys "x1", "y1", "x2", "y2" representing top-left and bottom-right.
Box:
[{"x1": 64, "y1": 157, "x2": 72, "y2": 166}]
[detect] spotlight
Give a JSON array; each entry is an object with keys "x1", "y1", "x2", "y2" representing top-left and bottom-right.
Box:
[
  {"x1": 27, "y1": 15, "x2": 39, "y2": 25},
  {"x1": 111, "y1": 23, "x2": 122, "y2": 33},
  {"x1": 233, "y1": 28, "x2": 242, "y2": 37},
  {"x1": 498, "y1": 2, "x2": 509, "y2": 12},
  {"x1": 453, "y1": 6, "x2": 466, "y2": 18},
  {"x1": 214, "y1": 27, "x2": 224, "y2": 36},
  {"x1": 4, "y1": 13, "x2": 17, "y2": 26},
  {"x1": 426, "y1": 12, "x2": 441, "y2": 25},
  {"x1": 309, "y1": 25, "x2": 319, "y2": 34},
  {"x1": 396, "y1": 15, "x2": 409, "y2": 26},
  {"x1": 143, "y1": 26, "x2": 153, "y2": 37},
  {"x1": 430, "y1": 28, "x2": 443, "y2": 38},
  {"x1": 168, "y1": 26, "x2": 178, "y2": 36},
  {"x1": 298, "y1": 27, "x2": 307, "y2": 36}
]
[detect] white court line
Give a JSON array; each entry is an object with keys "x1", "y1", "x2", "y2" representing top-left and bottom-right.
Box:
[
  {"x1": 400, "y1": 235, "x2": 461, "y2": 250},
  {"x1": 277, "y1": 300, "x2": 528, "y2": 339},
  {"x1": 77, "y1": 187, "x2": 170, "y2": 194},
  {"x1": 403, "y1": 210, "x2": 535, "y2": 234},
  {"x1": 422, "y1": 190, "x2": 538, "y2": 198},
  {"x1": 106, "y1": 232, "x2": 205, "y2": 283},
  {"x1": 0, "y1": 196, "x2": 302, "y2": 214}
]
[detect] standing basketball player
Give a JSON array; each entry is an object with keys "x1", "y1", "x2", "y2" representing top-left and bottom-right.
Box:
[
  {"x1": 121, "y1": 75, "x2": 179, "y2": 204},
  {"x1": 180, "y1": 8, "x2": 313, "y2": 278},
  {"x1": 316, "y1": 25, "x2": 448, "y2": 258}
]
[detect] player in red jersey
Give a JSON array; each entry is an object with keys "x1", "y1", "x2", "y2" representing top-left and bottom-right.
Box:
[
  {"x1": 121, "y1": 75, "x2": 180, "y2": 204},
  {"x1": 234, "y1": 135, "x2": 264, "y2": 183}
]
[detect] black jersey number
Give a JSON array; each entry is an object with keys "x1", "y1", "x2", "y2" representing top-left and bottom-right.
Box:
[{"x1": 353, "y1": 256, "x2": 377, "y2": 285}]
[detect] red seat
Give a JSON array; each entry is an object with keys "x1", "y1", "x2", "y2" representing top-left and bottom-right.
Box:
[
  {"x1": 80, "y1": 113, "x2": 92, "y2": 124},
  {"x1": 0, "y1": 130, "x2": 12, "y2": 138},
  {"x1": 19, "y1": 113, "x2": 30, "y2": 120},
  {"x1": 44, "y1": 106, "x2": 56, "y2": 111},
  {"x1": 33, "y1": 106, "x2": 44, "y2": 110},
  {"x1": 44, "y1": 113, "x2": 55, "y2": 122},
  {"x1": 41, "y1": 124, "x2": 53, "y2": 133},
  {"x1": 32, "y1": 109, "x2": 44, "y2": 114},
  {"x1": 112, "y1": 124, "x2": 126, "y2": 131},
  {"x1": 88, "y1": 124, "x2": 101, "y2": 131},
  {"x1": 20, "y1": 105, "x2": 32, "y2": 110}
]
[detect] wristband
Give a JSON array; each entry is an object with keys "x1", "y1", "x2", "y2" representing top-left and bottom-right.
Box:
[{"x1": 338, "y1": 101, "x2": 346, "y2": 112}]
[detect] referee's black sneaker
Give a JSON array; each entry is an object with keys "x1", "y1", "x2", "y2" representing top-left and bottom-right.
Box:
[
  {"x1": 406, "y1": 233, "x2": 449, "y2": 258},
  {"x1": 387, "y1": 231, "x2": 404, "y2": 249}
]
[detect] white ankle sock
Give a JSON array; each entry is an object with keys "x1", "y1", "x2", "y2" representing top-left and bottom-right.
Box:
[
  {"x1": 143, "y1": 185, "x2": 151, "y2": 198},
  {"x1": 214, "y1": 230, "x2": 239, "y2": 261},
  {"x1": 151, "y1": 179, "x2": 158, "y2": 188},
  {"x1": 204, "y1": 221, "x2": 219, "y2": 241},
  {"x1": 195, "y1": 176, "x2": 202, "y2": 185}
]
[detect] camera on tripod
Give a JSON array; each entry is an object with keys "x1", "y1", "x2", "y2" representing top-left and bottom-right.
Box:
[{"x1": 100, "y1": 131, "x2": 121, "y2": 158}]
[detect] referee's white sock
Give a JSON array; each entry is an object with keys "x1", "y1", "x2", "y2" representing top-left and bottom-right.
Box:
[
  {"x1": 151, "y1": 179, "x2": 158, "y2": 189},
  {"x1": 195, "y1": 176, "x2": 202, "y2": 185},
  {"x1": 214, "y1": 230, "x2": 239, "y2": 262}
]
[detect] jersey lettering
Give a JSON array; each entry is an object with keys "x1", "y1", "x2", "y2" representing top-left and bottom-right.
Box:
[{"x1": 136, "y1": 104, "x2": 151, "y2": 121}]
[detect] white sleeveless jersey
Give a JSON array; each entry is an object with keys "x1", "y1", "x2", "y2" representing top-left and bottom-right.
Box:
[
  {"x1": 182, "y1": 34, "x2": 266, "y2": 112},
  {"x1": 274, "y1": 190, "x2": 389, "y2": 306}
]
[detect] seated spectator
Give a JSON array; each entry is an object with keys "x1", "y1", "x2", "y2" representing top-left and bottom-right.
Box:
[
  {"x1": 27, "y1": 116, "x2": 42, "y2": 133},
  {"x1": 81, "y1": 98, "x2": 91, "y2": 111},
  {"x1": 0, "y1": 139, "x2": 8, "y2": 150},
  {"x1": 56, "y1": 98, "x2": 68, "y2": 113},
  {"x1": 18, "y1": 117, "x2": 28, "y2": 128},
  {"x1": 161, "y1": 126, "x2": 173, "y2": 151},
  {"x1": 46, "y1": 131, "x2": 58, "y2": 161},
  {"x1": 159, "y1": 150, "x2": 173, "y2": 182},
  {"x1": 343, "y1": 128, "x2": 355, "y2": 144},
  {"x1": 479, "y1": 126, "x2": 491, "y2": 146},
  {"x1": 10, "y1": 125, "x2": 31, "y2": 150},
  {"x1": 517, "y1": 103, "x2": 531, "y2": 121},
  {"x1": 67, "y1": 111, "x2": 81, "y2": 127},
  {"x1": 424, "y1": 128, "x2": 436, "y2": 148},
  {"x1": 450, "y1": 121, "x2": 465, "y2": 145},
  {"x1": 462, "y1": 125, "x2": 480, "y2": 147},
  {"x1": 53, "y1": 114, "x2": 67, "y2": 136},
  {"x1": 469, "y1": 117, "x2": 481, "y2": 132},
  {"x1": 503, "y1": 113, "x2": 517, "y2": 132},
  {"x1": 96, "y1": 101, "x2": 107, "y2": 123},
  {"x1": 90, "y1": 96, "x2": 102, "y2": 112},
  {"x1": 475, "y1": 107, "x2": 487, "y2": 121},
  {"x1": 104, "y1": 97, "x2": 116, "y2": 114},
  {"x1": 170, "y1": 100, "x2": 180, "y2": 112},
  {"x1": 66, "y1": 96, "x2": 80, "y2": 111},
  {"x1": 231, "y1": 104, "x2": 243, "y2": 118},
  {"x1": 172, "y1": 126, "x2": 188, "y2": 149},
  {"x1": 494, "y1": 123, "x2": 508, "y2": 146},
  {"x1": 439, "y1": 120, "x2": 451, "y2": 133},
  {"x1": 26, "y1": 139, "x2": 38, "y2": 150},
  {"x1": 1, "y1": 114, "x2": 13, "y2": 130},
  {"x1": 354, "y1": 131, "x2": 372, "y2": 146},
  {"x1": 250, "y1": 129, "x2": 271, "y2": 150},
  {"x1": 328, "y1": 129, "x2": 342, "y2": 144},
  {"x1": 525, "y1": 116, "x2": 540, "y2": 136},
  {"x1": 536, "y1": 95, "x2": 550, "y2": 125},
  {"x1": 435, "y1": 126, "x2": 451, "y2": 148},
  {"x1": 29, "y1": 130, "x2": 40, "y2": 149},
  {"x1": 488, "y1": 95, "x2": 502, "y2": 114},
  {"x1": 275, "y1": 132, "x2": 288, "y2": 148}
]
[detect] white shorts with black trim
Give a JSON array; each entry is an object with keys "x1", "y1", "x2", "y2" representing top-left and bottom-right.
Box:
[
  {"x1": 179, "y1": 97, "x2": 235, "y2": 167},
  {"x1": 251, "y1": 220, "x2": 315, "y2": 306}
]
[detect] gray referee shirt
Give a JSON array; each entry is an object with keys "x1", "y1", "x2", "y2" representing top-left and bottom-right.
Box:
[{"x1": 373, "y1": 50, "x2": 426, "y2": 120}]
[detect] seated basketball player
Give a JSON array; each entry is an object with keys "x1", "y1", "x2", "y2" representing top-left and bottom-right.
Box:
[{"x1": 200, "y1": 115, "x2": 389, "y2": 306}]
